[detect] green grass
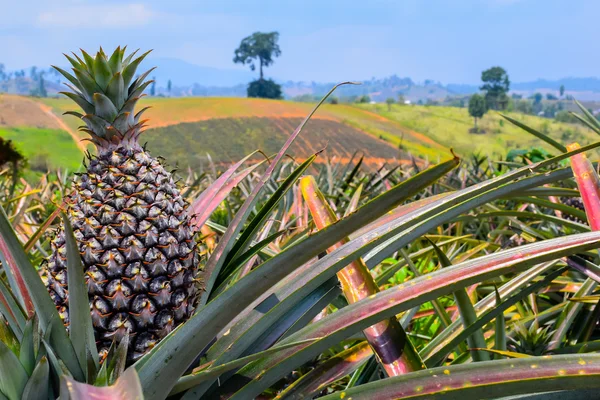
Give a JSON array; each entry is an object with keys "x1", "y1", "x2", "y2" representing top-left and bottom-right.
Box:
[
  {"x1": 0, "y1": 127, "x2": 83, "y2": 172},
  {"x1": 357, "y1": 103, "x2": 597, "y2": 158}
]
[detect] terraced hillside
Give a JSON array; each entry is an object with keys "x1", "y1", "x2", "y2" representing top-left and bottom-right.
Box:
[
  {"x1": 143, "y1": 117, "x2": 403, "y2": 169},
  {"x1": 38, "y1": 97, "x2": 448, "y2": 167}
]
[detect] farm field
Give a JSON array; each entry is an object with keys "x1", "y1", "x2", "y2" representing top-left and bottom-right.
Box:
[
  {"x1": 143, "y1": 117, "x2": 403, "y2": 169},
  {"x1": 39, "y1": 96, "x2": 447, "y2": 161},
  {"x1": 1, "y1": 94, "x2": 595, "y2": 174},
  {"x1": 359, "y1": 103, "x2": 596, "y2": 158}
]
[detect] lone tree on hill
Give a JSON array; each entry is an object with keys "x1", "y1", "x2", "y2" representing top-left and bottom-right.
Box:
[
  {"x1": 150, "y1": 77, "x2": 156, "y2": 96},
  {"x1": 560, "y1": 84, "x2": 565, "y2": 97},
  {"x1": 386, "y1": 97, "x2": 395, "y2": 111},
  {"x1": 234, "y1": 31, "x2": 282, "y2": 99},
  {"x1": 480, "y1": 66, "x2": 510, "y2": 110},
  {"x1": 468, "y1": 94, "x2": 487, "y2": 132}
]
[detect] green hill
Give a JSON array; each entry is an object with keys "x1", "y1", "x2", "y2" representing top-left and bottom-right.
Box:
[{"x1": 357, "y1": 103, "x2": 596, "y2": 158}]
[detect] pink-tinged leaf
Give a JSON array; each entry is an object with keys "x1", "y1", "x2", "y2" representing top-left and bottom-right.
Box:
[
  {"x1": 228, "y1": 231, "x2": 600, "y2": 399},
  {"x1": 474, "y1": 348, "x2": 531, "y2": 359},
  {"x1": 0, "y1": 222, "x2": 34, "y2": 317},
  {"x1": 189, "y1": 157, "x2": 262, "y2": 229},
  {"x1": 301, "y1": 176, "x2": 424, "y2": 375},
  {"x1": 62, "y1": 367, "x2": 143, "y2": 400},
  {"x1": 277, "y1": 342, "x2": 372, "y2": 399},
  {"x1": 350, "y1": 193, "x2": 451, "y2": 240},
  {"x1": 199, "y1": 83, "x2": 356, "y2": 306},
  {"x1": 170, "y1": 339, "x2": 319, "y2": 396},
  {"x1": 567, "y1": 142, "x2": 600, "y2": 230},
  {"x1": 318, "y1": 353, "x2": 600, "y2": 400},
  {"x1": 136, "y1": 156, "x2": 460, "y2": 399}
]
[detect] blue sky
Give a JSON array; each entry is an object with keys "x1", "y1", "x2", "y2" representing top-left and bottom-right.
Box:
[{"x1": 1, "y1": 0, "x2": 598, "y2": 84}]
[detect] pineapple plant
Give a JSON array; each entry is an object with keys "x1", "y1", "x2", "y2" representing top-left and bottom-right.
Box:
[
  {"x1": 3, "y1": 46, "x2": 600, "y2": 400},
  {"x1": 41, "y1": 47, "x2": 201, "y2": 360}
]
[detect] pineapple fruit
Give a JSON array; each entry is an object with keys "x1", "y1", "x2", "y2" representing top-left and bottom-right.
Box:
[{"x1": 41, "y1": 47, "x2": 201, "y2": 360}]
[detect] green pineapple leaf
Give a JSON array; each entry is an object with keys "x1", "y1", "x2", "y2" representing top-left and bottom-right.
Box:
[
  {"x1": 19, "y1": 319, "x2": 35, "y2": 376},
  {"x1": 72, "y1": 68, "x2": 102, "y2": 99},
  {"x1": 122, "y1": 50, "x2": 152, "y2": 89},
  {"x1": 0, "y1": 340, "x2": 28, "y2": 400},
  {"x1": 92, "y1": 93, "x2": 119, "y2": 122},
  {"x1": 500, "y1": 114, "x2": 567, "y2": 152},
  {"x1": 63, "y1": 213, "x2": 99, "y2": 381},
  {"x1": 60, "y1": 92, "x2": 95, "y2": 115},
  {"x1": 317, "y1": 353, "x2": 600, "y2": 400},
  {"x1": 92, "y1": 51, "x2": 113, "y2": 91},
  {"x1": 21, "y1": 357, "x2": 50, "y2": 400},
  {"x1": 64, "y1": 53, "x2": 85, "y2": 70},
  {"x1": 105, "y1": 72, "x2": 125, "y2": 109},
  {"x1": 428, "y1": 238, "x2": 490, "y2": 362},
  {"x1": 52, "y1": 66, "x2": 84, "y2": 94},
  {"x1": 79, "y1": 49, "x2": 96, "y2": 72},
  {"x1": 127, "y1": 67, "x2": 156, "y2": 97},
  {"x1": 228, "y1": 233, "x2": 600, "y2": 398},
  {"x1": 107, "y1": 46, "x2": 122, "y2": 75},
  {"x1": 0, "y1": 206, "x2": 84, "y2": 381},
  {"x1": 0, "y1": 279, "x2": 26, "y2": 337}
]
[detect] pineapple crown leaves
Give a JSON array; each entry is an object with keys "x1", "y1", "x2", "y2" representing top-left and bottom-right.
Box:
[{"x1": 52, "y1": 46, "x2": 154, "y2": 151}]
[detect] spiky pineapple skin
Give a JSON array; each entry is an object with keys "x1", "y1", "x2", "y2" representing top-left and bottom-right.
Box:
[{"x1": 42, "y1": 146, "x2": 200, "y2": 359}]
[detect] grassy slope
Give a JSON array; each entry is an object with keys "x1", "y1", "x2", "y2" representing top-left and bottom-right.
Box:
[
  {"x1": 358, "y1": 103, "x2": 596, "y2": 158},
  {"x1": 0, "y1": 127, "x2": 82, "y2": 171}
]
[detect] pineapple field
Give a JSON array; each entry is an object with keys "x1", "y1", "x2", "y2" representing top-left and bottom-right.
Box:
[
  {"x1": 2, "y1": 46, "x2": 600, "y2": 400},
  {"x1": 4, "y1": 91, "x2": 591, "y2": 173}
]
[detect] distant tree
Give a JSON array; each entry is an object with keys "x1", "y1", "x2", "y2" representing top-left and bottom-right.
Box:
[
  {"x1": 515, "y1": 99, "x2": 533, "y2": 114},
  {"x1": 397, "y1": 94, "x2": 405, "y2": 104},
  {"x1": 480, "y1": 66, "x2": 510, "y2": 110},
  {"x1": 329, "y1": 96, "x2": 339, "y2": 105},
  {"x1": 546, "y1": 93, "x2": 558, "y2": 100},
  {"x1": 247, "y1": 79, "x2": 282, "y2": 99},
  {"x1": 234, "y1": 31, "x2": 281, "y2": 81},
  {"x1": 31, "y1": 72, "x2": 47, "y2": 97},
  {"x1": 358, "y1": 95, "x2": 371, "y2": 104},
  {"x1": 39, "y1": 74, "x2": 47, "y2": 97},
  {"x1": 234, "y1": 31, "x2": 282, "y2": 98},
  {"x1": 468, "y1": 94, "x2": 486, "y2": 132},
  {"x1": 0, "y1": 137, "x2": 26, "y2": 183},
  {"x1": 559, "y1": 84, "x2": 565, "y2": 97},
  {"x1": 386, "y1": 97, "x2": 395, "y2": 111},
  {"x1": 511, "y1": 93, "x2": 523, "y2": 100},
  {"x1": 0, "y1": 64, "x2": 5, "y2": 81},
  {"x1": 29, "y1": 66, "x2": 38, "y2": 81},
  {"x1": 150, "y1": 77, "x2": 156, "y2": 96},
  {"x1": 167, "y1": 80, "x2": 172, "y2": 94},
  {"x1": 532, "y1": 93, "x2": 543, "y2": 104},
  {"x1": 555, "y1": 110, "x2": 580, "y2": 124}
]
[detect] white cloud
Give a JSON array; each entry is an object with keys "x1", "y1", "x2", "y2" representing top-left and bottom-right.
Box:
[{"x1": 37, "y1": 3, "x2": 156, "y2": 28}]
